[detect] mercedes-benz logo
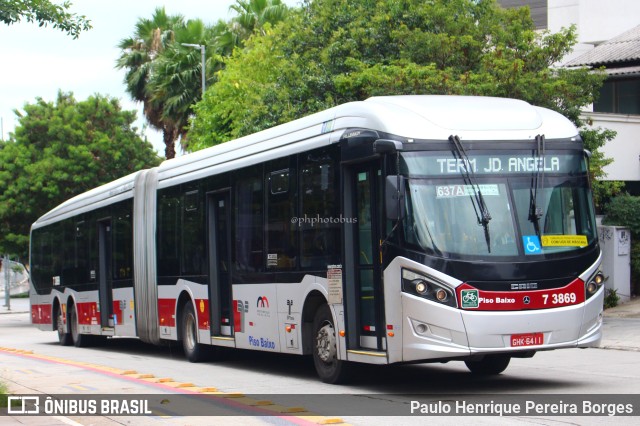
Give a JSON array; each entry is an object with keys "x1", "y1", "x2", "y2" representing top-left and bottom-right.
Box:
[{"x1": 523, "y1": 296, "x2": 531, "y2": 304}]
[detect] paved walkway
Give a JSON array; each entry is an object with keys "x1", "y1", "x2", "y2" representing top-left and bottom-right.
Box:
[{"x1": 602, "y1": 295, "x2": 640, "y2": 318}]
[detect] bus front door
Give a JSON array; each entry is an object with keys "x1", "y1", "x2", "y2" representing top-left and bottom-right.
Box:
[
  {"x1": 98, "y1": 219, "x2": 114, "y2": 328},
  {"x1": 207, "y1": 191, "x2": 233, "y2": 337},
  {"x1": 344, "y1": 162, "x2": 386, "y2": 352}
]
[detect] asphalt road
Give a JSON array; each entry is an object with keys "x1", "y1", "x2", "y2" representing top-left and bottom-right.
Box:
[{"x1": 2, "y1": 297, "x2": 640, "y2": 425}]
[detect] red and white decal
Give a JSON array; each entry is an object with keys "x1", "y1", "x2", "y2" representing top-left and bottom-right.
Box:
[
  {"x1": 196, "y1": 299, "x2": 209, "y2": 330},
  {"x1": 457, "y1": 278, "x2": 585, "y2": 311},
  {"x1": 157, "y1": 298, "x2": 210, "y2": 330},
  {"x1": 31, "y1": 304, "x2": 52, "y2": 325},
  {"x1": 158, "y1": 298, "x2": 176, "y2": 327},
  {"x1": 76, "y1": 302, "x2": 99, "y2": 325}
]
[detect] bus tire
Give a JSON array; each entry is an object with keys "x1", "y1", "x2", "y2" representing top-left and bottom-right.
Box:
[
  {"x1": 464, "y1": 355, "x2": 511, "y2": 375},
  {"x1": 70, "y1": 304, "x2": 92, "y2": 348},
  {"x1": 56, "y1": 305, "x2": 72, "y2": 346},
  {"x1": 181, "y1": 301, "x2": 208, "y2": 362},
  {"x1": 312, "y1": 304, "x2": 350, "y2": 384}
]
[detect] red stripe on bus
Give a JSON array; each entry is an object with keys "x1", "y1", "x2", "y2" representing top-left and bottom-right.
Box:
[
  {"x1": 195, "y1": 299, "x2": 209, "y2": 330},
  {"x1": 158, "y1": 298, "x2": 176, "y2": 327},
  {"x1": 31, "y1": 304, "x2": 52, "y2": 325},
  {"x1": 457, "y1": 278, "x2": 585, "y2": 311},
  {"x1": 157, "y1": 299, "x2": 211, "y2": 330},
  {"x1": 233, "y1": 300, "x2": 243, "y2": 333},
  {"x1": 112, "y1": 300, "x2": 123, "y2": 325},
  {"x1": 76, "y1": 302, "x2": 99, "y2": 325}
]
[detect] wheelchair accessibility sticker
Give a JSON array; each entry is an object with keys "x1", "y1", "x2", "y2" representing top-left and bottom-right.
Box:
[{"x1": 523, "y1": 235, "x2": 542, "y2": 254}]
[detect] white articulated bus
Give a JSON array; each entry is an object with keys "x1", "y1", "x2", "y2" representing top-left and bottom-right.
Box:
[{"x1": 30, "y1": 95, "x2": 604, "y2": 383}]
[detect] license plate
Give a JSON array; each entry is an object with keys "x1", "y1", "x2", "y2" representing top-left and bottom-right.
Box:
[{"x1": 510, "y1": 333, "x2": 543, "y2": 347}]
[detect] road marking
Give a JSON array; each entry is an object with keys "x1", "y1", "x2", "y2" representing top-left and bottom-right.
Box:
[
  {"x1": 62, "y1": 383, "x2": 97, "y2": 391},
  {"x1": 51, "y1": 415, "x2": 85, "y2": 426},
  {"x1": 0, "y1": 346, "x2": 351, "y2": 425},
  {"x1": 14, "y1": 368, "x2": 39, "y2": 374}
]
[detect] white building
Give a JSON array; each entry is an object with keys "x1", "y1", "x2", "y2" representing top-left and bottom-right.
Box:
[{"x1": 499, "y1": 0, "x2": 640, "y2": 194}]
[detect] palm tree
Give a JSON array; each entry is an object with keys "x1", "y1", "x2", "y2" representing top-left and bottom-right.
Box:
[
  {"x1": 116, "y1": 2, "x2": 290, "y2": 157},
  {"x1": 230, "y1": 0, "x2": 289, "y2": 35},
  {"x1": 148, "y1": 18, "x2": 217, "y2": 152},
  {"x1": 116, "y1": 7, "x2": 185, "y2": 159},
  {"x1": 217, "y1": 0, "x2": 290, "y2": 54}
]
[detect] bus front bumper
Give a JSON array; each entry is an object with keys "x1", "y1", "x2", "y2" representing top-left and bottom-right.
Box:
[{"x1": 399, "y1": 288, "x2": 604, "y2": 363}]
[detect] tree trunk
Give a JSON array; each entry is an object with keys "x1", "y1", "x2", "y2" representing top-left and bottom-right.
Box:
[{"x1": 162, "y1": 127, "x2": 177, "y2": 159}]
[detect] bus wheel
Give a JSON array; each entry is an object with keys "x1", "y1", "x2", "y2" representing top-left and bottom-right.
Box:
[
  {"x1": 70, "y1": 305, "x2": 92, "y2": 348},
  {"x1": 181, "y1": 302, "x2": 208, "y2": 362},
  {"x1": 56, "y1": 307, "x2": 72, "y2": 346},
  {"x1": 312, "y1": 305, "x2": 350, "y2": 384},
  {"x1": 464, "y1": 355, "x2": 511, "y2": 375}
]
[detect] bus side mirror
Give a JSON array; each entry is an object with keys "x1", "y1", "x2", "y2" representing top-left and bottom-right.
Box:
[{"x1": 386, "y1": 175, "x2": 406, "y2": 221}]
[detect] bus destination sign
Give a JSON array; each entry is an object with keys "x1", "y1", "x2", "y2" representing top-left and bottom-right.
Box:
[{"x1": 402, "y1": 153, "x2": 584, "y2": 176}]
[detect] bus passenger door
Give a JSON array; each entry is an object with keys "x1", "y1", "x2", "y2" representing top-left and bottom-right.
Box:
[
  {"x1": 98, "y1": 219, "x2": 114, "y2": 328},
  {"x1": 207, "y1": 191, "x2": 233, "y2": 337},
  {"x1": 344, "y1": 162, "x2": 386, "y2": 351}
]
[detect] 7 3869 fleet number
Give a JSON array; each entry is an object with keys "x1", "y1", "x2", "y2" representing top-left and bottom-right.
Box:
[{"x1": 542, "y1": 292, "x2": 577, "y2": 305}]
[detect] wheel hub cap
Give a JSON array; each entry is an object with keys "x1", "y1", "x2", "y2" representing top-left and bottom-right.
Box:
[{"x1": 316, "y1": 323, "x2": 336, "y2": 362}]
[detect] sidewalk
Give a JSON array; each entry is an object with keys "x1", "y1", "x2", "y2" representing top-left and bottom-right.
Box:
[
  {"x1": 0, "y1": 296, "x2": 29, "y2": 315},
  {"x1": 599, "y1": 296, "x2": 640, "y2": 352},
  {"x1": 602, "y1": 295, "x2": 640, "y2": 319},
  {"x1": 0, "y1": 261, "x2": 30, "y2": 300}
]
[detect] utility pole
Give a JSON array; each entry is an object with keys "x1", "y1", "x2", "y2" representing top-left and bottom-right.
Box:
[
  {"x1": 2, "y1": 255, "x2": 10, "y2": 310},
  {"x1": 181, "y1": 43, "x2": 206, "y2": 97}
]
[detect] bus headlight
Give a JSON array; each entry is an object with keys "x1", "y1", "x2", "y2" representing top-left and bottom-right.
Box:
[
  {"x1": 413, "y1": 279, "x2": 428, "y2": 295},
  {"x1": 586, "y1": 271, "x2": 605, "y2": 299},
  {"x1": 402, "y1": 269, "x2": 456, "y2": 307}
]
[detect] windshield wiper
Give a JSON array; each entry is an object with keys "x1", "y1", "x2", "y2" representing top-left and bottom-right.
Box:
[
  {"x1": 449, "y1": 135, "x2": 492, "y2": 253},
  {"x1": 529, "y1": 134, "x2": 546, "y2": 238}
]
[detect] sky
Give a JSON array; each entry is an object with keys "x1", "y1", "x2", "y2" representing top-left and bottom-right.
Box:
[{"x1": 0, "y1": 0, "x2": 299, "y2": 155}]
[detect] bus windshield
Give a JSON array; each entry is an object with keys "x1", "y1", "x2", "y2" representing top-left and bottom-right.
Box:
[{"x1": 401, "y1": 151, "x2": 597, "y2": 258}]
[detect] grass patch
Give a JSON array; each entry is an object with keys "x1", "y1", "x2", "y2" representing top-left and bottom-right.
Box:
[
  {"x1": 0, "y1": 381, "x2": 9, "y2": 408},
  {"x1": 12, "y1": 292, "x2": 29, "y2": 299}
]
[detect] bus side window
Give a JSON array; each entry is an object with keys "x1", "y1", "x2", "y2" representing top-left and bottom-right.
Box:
[
  {"x1": 234, "y1": 170, "x2": 264, "y2": 272},
  {"x1": 300, "y1": 153, "x2": 340, "y2": 269},
  {"x1": 157, "y1": 189, "x2": 181, "y2": 277},
  {"x1": 267, "y1": 168, "x2": 297, "y2": 269},
  {"x1": 31, "y1": 229, "x2": 53, "y2": 292},
  {"x1": 182, "y1": 188, "x2": 205, "y2": 276},
  {"x1": 113, "y1": 203, "x2": 133, "y2": 280},
  {"x1": 58, "y1": 219, "x2": 79, "y2": 288}
]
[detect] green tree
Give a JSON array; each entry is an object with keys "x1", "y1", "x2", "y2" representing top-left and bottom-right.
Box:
[
  {"x1": 146, "y1": 18, "x2": 218, "y2": 153},
  {"x1": 0, "y1": 92, "x2": 160, "y2": 260},
  {"x1": 189, "y1": 0, "x2": 613, "y2": 201},
  {"x1": 228, "y1": 0, "x2": 289, "y2": 39},
  {"x1": 116, "y1": 7, "x2": 185, "y2": 159},
  {"x1": 0, "y1": 0, "x2": 91, "y2": 38},
  {"x1": 117, "y1": 3, "x2": 291, "y2": 156},
  {"x1": 579, "y1": 126, "x2": 623, "y2": 208},
  {"x1": 213, "y1": 0, "x2": 291, "y2": 72}
]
